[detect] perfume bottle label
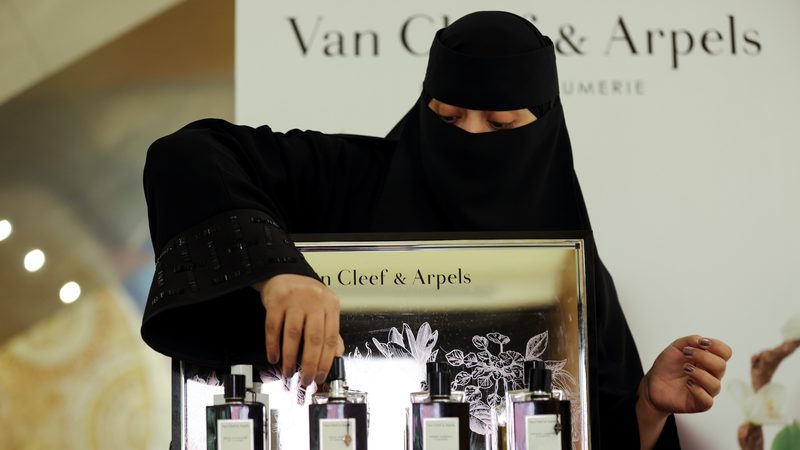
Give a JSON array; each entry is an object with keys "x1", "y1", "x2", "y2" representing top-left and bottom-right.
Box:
[
  {"x1": 218, "y1": 419, "x2": 255, "y2": 450},
  {"x1": 320, "y1": 418, "x2": 357, "y2": 450},
  {"x1": 423, "y1": 417, "x2": 460, "y2": 450},
  {"x1": 525, "y1": 415, "x2": 560, "y2": 450}
]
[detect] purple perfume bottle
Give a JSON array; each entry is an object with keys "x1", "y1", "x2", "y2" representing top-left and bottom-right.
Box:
[
  {"x1": 409, "y1": 362, "x2": 470, "y2": 450},
  {"x1": 309, "y1": 357, "x2": 368, "y2": 450},
  {"x1": 206, "y1": 373, "x2": 267, "y2": 450},
  {"x1": 506, "y1": 361, "x2": 570, "y2": 450}
]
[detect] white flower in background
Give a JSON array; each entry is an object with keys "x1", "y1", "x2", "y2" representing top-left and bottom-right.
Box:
[
  {"x1": 781, "y1": 313, "x2": 800, "y2": 342},
  {"x1": 729, "y1": 380, "x2": 788, "y2": 426}
]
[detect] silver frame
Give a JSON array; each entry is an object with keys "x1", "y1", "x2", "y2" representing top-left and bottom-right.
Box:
[{"x1": 174, "y1": 237, "x2": 591, "y2": 450}]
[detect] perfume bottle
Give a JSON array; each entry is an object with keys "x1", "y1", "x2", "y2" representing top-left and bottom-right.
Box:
[
  {"x1": 497, "y1": 360, "x2": 535, "y2": 448},
  {"x1": 506, "y1": 361, "x2": 571, "y2": 450},
  {"x1": 207, "y1": 373, "x2": 267, "y2": 450},
  {"x1": 409, "y1": 361, "x2": 470, "y2": 450},
  {"x1": 309, "y1": 356, "x2": 368, "y2": 450}
]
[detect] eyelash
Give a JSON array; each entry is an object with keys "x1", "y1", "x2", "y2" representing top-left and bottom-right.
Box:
[
  {"x1": 489, "y1": 120, "x2": 513, "y2": 130},
  {"x1": 437, "y1": 115, "x2": 514, "y2": 129}
]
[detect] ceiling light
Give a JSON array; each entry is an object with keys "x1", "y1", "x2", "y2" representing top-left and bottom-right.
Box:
[
  {"x1": 0, "y1": 220, "x2": 11, "y2": 241},
  {"x1": 24, "y1": 249, "x2": 45, "y2": 272},
  {"x1": 59, "y1": 282, "x2": 81, "y2": 304}
]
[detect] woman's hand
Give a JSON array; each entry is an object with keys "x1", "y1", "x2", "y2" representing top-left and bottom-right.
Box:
[
  {"x1": 253, "y1": 274, "x2": 345, "y2": 387},
  {"x1": 636, "y1": 335, "x2": 732, "y2": 449}
]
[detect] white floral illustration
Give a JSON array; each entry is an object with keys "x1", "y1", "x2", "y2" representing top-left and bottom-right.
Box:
[
  {"x1": 353, "y1": 323, "x2": 579, "y2": 442},
  {"x1": 445, "y1": 330, "x2": 577, "y2": 436},
  {"x1": 192, "y1": 370, "x2": 221, "y2": 386},
  {"x1": 350, "y1": 322, "x2": 439, "y2": 365}
]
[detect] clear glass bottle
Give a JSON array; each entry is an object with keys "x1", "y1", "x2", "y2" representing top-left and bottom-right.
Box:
[
  {"x1": 497, "y1": 359, "x2": 535, "y2": 449},
  {"x1": 409, "y1": 361, "x2": 470, "y2": 450},
  {"x1": 506, "y1": 361, "x2": 570, "y2": 450},
  {"x1": 206, "y1": 373, "x2": 267, "y2": 450},
  {"x1": 309, "y1": 356, "x2": 368, "y2": 450}
]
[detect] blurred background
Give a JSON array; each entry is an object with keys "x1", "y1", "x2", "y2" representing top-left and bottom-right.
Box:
[{"x1": 0, "y1": 0, "x2": 231, "y2": 448}]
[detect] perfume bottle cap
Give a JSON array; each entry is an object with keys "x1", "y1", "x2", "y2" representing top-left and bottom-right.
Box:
[
  {"x1": 224, "y1": 374, "x2": 247, "y2": 400},
  {"x1": 426, "y1": 361, "x2": 451, "y2": 396},
  {"x1": 522, "y1": 360, "x2": 534, "y2": 385},
  {"x1": 527, "y1": 360, "x2": 552, "y2": 393},
  {"x1": 231, "y1": 364, "x2": 253, "y2": 389},
  {"x1": 326, "y1": 356, "x2": 347, "y2": 382}
]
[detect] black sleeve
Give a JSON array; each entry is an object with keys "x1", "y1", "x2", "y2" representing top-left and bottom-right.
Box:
[
  {"x1": 595, "y1": 262, "x2": 681, "y2": 449},
  {"x1": 141, "y1": 118, "x2": 389, "y2": 367}
]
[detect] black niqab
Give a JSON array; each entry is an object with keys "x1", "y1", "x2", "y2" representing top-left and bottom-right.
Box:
[
  {"x1": 376, "y1": 12, "x2": 680, "y2": 448},
  {"x1": 374, "y1": 11, "x2": 587, "y2": 232}
]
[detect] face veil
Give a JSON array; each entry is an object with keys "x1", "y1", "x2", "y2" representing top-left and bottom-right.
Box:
[{"x1": 373, "y1": 11, "x2": 589, "y2": 232}]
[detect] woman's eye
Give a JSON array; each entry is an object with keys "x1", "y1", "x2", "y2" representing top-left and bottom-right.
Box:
[
  {"x1": 439, "y1": 115, "x2": 458, "y2": 124},
  {"x1": 489, "y1": 120, "x2": 513, "y2": 130}
]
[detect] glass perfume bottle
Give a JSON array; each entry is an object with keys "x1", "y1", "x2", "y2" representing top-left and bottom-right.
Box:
[
  {"x1": 409, "y1": 361, "x2": 470, "y2": 450},
  {"x1": 497, "y1": 360, "x2": 535, "y2": 449},
  {"x1": 506, "y1": 360, "x2": 571, "y2": 450},
  {"x1": 309, "y1": 356, "x2": 368, "y2": 450},
  {"x1": 207, "y1": 373, "x2": 267, "y2": 450}
]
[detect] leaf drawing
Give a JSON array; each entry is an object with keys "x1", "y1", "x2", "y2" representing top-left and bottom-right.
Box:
[
  {"x1": 525, "y1": 331, "x2": 548, "y2": 360},
  {"x1": 446, "y1": 349, "x2": 466, "y2": 366},
  {"x1": 453, "y1": 371, "x2": 472, "y2": 386},
  {"x1": 472, "y1": 335, "x2": 489, "y2": 350},
  {"x1": 469, "y1": 400, "x2": 493, "y2": 434},
  {"x1": 486, "y1": 332, "x2": 510, "y2": 346}
]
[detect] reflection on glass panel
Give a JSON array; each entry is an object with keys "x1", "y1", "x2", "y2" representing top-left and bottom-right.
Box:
[{"x1": 180, "y1": 238, "x2": 588, "y2": 450}]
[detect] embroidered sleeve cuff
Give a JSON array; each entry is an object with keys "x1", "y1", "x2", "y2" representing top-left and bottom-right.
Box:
[{"x1": 141, "y1": 209, "x2": 318, "y2": 366}]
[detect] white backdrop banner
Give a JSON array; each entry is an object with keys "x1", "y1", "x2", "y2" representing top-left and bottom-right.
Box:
[{"x1": 236, "y1": 1, "x2": 800, "y2": 449}]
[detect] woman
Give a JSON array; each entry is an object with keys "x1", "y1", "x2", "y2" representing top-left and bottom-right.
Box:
[{"x1": 142, "y1": 11, "x2": 730, "y2": 449}]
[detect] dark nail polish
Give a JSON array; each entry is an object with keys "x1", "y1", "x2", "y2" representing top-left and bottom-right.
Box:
[
  {"x1": 687, "y1": 379, "x2": 694, "y2": 387},
  {"x1": 699, "y1": 338, "x2": 712, "y2": 348},
  {"x1": 683, "y1": 346, "x2": 695, "y2": 357},
  {"x1": 315, "y1": 371, "x2": 327, "y2": 385},
  {"x1": 683, "y1": 364, "x2": 694, "y2": 373}
]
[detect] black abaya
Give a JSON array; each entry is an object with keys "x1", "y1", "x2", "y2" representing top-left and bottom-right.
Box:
[{"x1": 141, "y1": 11, "x2": 681, "y2": 450}]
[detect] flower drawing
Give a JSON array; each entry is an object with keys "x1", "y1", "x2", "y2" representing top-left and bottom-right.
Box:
[
  {"x1": 350, "y1": 322, "x2": 439, "y2": 365},
  {"x1": 352, "y1": 323, "x2": 579, "y2": 442},
  {"x1": 445, "y1": 330, "x2": 578, "y2": 436}
]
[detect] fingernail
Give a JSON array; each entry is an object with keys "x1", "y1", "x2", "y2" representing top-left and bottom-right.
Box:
[
  {"x1": 683, "y1": 346, "x2": 695, "y2": 357},
  {"x1": 315, "y1": 371, "x2": 327, "y2": 386},
  {"x1": 687, "y1": 379, "x2": 694, "y2": 387},
  {"x1": 683, "y1": 364, "x2": 694, "y2": 373},
  {"x1": 699, "y1": 338, "x2": 712, "y2": 348}
]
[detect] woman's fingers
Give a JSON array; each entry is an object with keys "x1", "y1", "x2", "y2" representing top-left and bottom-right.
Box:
[
  {"x1": 686, "y1": 370, "x2": 715, "y2": 411},
  {"x1": 699, "y1": 336, "x2": 733, "y2": 361},
  {"x1": 258, "y1": 274, "x2": 343, "y2": 383},
  {"x1": 264, "y1": 302, "x2": 285, "y2": 365},
  {"x1": 682, "y1": 344, "x2": 728, "y2": 379},
  {"x1": 684, "y1": 363, "x2": 721, "y2": 398},
  {"x1": 281, "y1": 308, "x2": 306, "y2": 379},
  {"x1": 299, "y1": 309, "x2": 325, "y2": 387},
  {"x1": 314, "y1": 309, "x2": 341, "y2": 386},
  {"x1": 675, "y1": 334, "x2": 731, "y2": 411}
]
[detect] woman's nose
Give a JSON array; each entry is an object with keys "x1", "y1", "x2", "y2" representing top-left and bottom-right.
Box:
[{"x1": 457, "y1": 112, "x2": 492, "y2": 133}]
